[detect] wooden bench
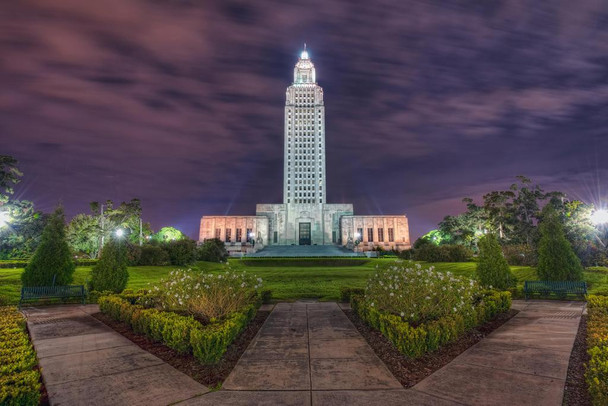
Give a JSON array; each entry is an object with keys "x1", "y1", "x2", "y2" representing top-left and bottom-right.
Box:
[
  {"x1": 20, "y1": 285, "x2": 86, "y2": 307},
  {"x1": 524, "y1": 281, "x2": 587, "y2": 300}
]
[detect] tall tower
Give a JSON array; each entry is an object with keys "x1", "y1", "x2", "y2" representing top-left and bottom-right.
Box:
[{"x1": 283, "y1": 46, "x2": 326, "y2": 205}]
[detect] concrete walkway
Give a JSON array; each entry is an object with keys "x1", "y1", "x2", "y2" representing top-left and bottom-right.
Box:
[
  {"x1": 184, "y1": 300, "x2": 584, "y2": 406},
  {"x1": 23, "y1": 305, "x2": 208, "y2": 406},
  {"x1": 25, "y1": 300, "x2": 584, "y2": 406}
]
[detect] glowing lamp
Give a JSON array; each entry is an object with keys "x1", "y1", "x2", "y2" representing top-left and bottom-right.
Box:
[
  {"x1": 0, "y1": 211, "x2": 7, "y2": 228},
  {"x1": 115, "y1": 229, "x2": 124, "y2": 237},
  {"x1": 591, "y1": 209, "x2": 608, "y2": 226},
  {"x1": 301, "y1": 49, "x2": 309, "y2": 59},
  {"x1": 354, "y1": 232, "x2": 361, "y2": 239}
]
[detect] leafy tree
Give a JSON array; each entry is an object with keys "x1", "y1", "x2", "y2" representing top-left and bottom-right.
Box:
[
  {"x1": 67, "y1": 214, "x2": 100, "y2": 258},
  {"x1": 421, "y1": 229, "x2": 451, "y2": 245},
  {"x1": 165, "y1": 239, "x2": 197, "y2": 266},
  {"x1": 476, "y1": 233, "x2": 515, "y2": 289},
  {"x1": 537, "y1": 204, "x2": 584, "y2": 281},
  {"x1": 439, "y1": 198, "x2": 488, "y2": 251},
  {"x1": 0, "y1": 155, "x2": 22, "y2": 204},
  {"x1": 89, "y1": 237, "x2": 129, "y2": 293},
  {"x1": 198, "y1": 238, "x2": 228, "y2": 263},
  {"x1": 0, "y1": 200, "x2": 47, "y2": 259},
  {"x1": 21, "y1": 207, "x2": 75, "y2": 286},
  {"x1": 153, "y1": 226, "x2": 185, "y2": 242}
]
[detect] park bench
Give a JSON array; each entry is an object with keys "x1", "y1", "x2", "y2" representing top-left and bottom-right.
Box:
[
  {"x1": 524, "y1": 281, "x2": 587, "y2": 300},
  {"x1": 19, "y1": 285, "x2": 86, "y2": 307}
]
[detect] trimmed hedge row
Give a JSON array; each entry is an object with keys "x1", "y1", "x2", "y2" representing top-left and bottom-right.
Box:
[
  {"x1": 351, "y1": 290, "x2": 511, "y2": 358},
  {"x1": 0, "y1": 307, "x2": 40, "y2": 406},
  {"x1": 340, "y1": 286, "x2": 365, "y2": 303},
  {"x1": 99, "y1": 295, "x2": 258, "y2": 364},
  {"x1": 239, "y1": 258, "x2": 369, "y2": 267},
  {"x1": 586, "y1": 295, "x2": 608, "y2": 405},
  {"x1": 0, "y1": 259, "x2": 98, "y2": 268}
]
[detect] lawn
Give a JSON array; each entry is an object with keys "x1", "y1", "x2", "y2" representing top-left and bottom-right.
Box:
[{"x1": 1, "y1": 259, "x2": 607, "y2": 304}]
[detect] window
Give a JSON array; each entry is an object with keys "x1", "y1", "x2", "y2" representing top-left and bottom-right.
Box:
[
  {"x1": 378, "y1": 228, "x2": 384, "y2": 242},
  {"x1": 273, "y1": 231, "x2": 278, "y2": 243},
  {"x1": 246, "y1": 228, "x2": 252, "y2": 243},
  {"x1": 388, "y1": 228, "x2": 394, "y2": 242},
  {"x1": 215, "y1": 228, "x2": 221, "y2": 240},
  {"x1": 225, "y1": 228, "x2": 231, "y2": 243},
  {"x1": 357, "y1": 228, "x2": 363, "y2": 241},
  {"x1": 367, "y1": 228, "x2": 374, "y2": 242},
  {"x1": 332, "y1": 231, "x2": 336, "y2": 243},
  {"x1": 235, "y1": 228, "x2": 242, "y2": 242}
]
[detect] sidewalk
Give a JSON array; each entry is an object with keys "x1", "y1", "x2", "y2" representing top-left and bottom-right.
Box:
[{"x1": 23, "y1": 305, "x2": 208, "y2": 406}]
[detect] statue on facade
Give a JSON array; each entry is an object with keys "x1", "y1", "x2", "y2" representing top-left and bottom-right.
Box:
[
  {"x1": 256, "y1": 232, "x2": 264, "y2": 250},
  {"x1": 346, "y1": 232, "x2": 354, "y2": 250}
]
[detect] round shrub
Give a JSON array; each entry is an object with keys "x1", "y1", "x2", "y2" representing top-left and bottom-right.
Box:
[
  {"x1": 89, "y1": 237, "x2": 129, "y2": 293},
  {"x1": 164, "y1": 239, "x2": 197, "y2": 266},
  {"x1": 21, "y1": 207, "x2": 75, "y2": 287},
  {"x1": 198, "y1": 238, "x2": 228, "y2": 263},
  {"x1": 476, "y1": 234, "x2": 516, "y2": 290},
  {"x1": 138, "y1": 245, "x2": 170, "y2": 266}
]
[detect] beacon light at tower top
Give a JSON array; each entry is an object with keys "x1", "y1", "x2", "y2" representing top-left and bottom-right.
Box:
[{"x1": 591, "y1": 209, "x2": 608, "y2": 226}]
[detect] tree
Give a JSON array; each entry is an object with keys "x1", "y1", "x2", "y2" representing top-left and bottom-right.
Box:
[
  {"x1": 0, "y1": 200, "x2": 47, "y2": 259},
  {"x1": 90, "y1": 199, "x2": 151, "y2": 249},
  {"x1": 165, "y1": 239, "x2": 197, "y2": 265},
  {"x1": 0, "y1": 155, "x2": 22, "y2": 204},
  {"x1": 153, "y1": 226, "x2": 185, "y2": 242},
  {"x1": 21, "y1": 207, "x2": 75, "y2": 286},
  {"x1": 476, "y1": 233, "x2": 515, "y2": 289},
  {"x1": 89, "y1": 237, "x2": 129, "y2": 293},
  {"x1": 67, "y1": 214, "x2": 101, "y2": 258},
  {"x1": 537, "y1": 204, "x2": 584, "y2": 281},
  {"x1": 198, "y1": 238, "x2": 228, "y2": 263}
]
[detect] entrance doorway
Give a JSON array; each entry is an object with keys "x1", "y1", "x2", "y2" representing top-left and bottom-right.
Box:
[{"x1": 299, "y1": 223, "x2": 311, "y2": 245}]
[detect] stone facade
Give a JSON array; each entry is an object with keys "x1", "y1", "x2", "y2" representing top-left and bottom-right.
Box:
[{"x1": 199, "y1": 47, "x2": 411, "y2": 254}]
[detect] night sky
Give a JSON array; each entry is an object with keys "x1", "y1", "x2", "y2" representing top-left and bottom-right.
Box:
[{"x1": 2, "y1": 0, "x2": 608, "y2": 240}]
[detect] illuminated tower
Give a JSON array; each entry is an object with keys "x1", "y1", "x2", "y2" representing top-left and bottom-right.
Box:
[{"x1": 283, "y1": 46, "x2": 326, "y2": 205}]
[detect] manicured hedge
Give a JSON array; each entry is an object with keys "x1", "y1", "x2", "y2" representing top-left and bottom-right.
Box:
[
  {"x1": 99, "y1": 295, "x2": 258, "y2": 364},
  {"x1": 586, "y1": 295, "x2": 608, "y2": 405},
  {"x1": 351, "y1": 290, "x2": 511, "y2": 358},
  {"x1": 239, "y1": 258, "x2": 369, "y2": 267},
  {"x1": 0, "y1": 259, "x2": 98, "y2": 268},
  {"x1": 340, "y1": 286, "x2": 365, "y2": 303},
  {"x1": 0, "y1": 307, "x2": 40, "y2": 406}
]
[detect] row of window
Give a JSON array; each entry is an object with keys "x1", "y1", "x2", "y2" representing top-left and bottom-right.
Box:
[
  {"x1": 288, "y1": 198, "x2": 322, "y2": 204},
  {"x1": 215, "y1": 228, "x2": 254, "y2": 243},
  {"x1": 355, "y1": 227, "x2": 395, "y2": 243}
]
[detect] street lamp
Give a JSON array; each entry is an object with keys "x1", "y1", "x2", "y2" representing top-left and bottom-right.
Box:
[
  {"x1": 591, "y1": 209, "x2": 608, "y2": 226},
  {"x1": 115, "y1": 228, "x2": 125, "y2": 238},
  {"x1": 0, "y1": 211, "x2": 7, "y2": 228}
]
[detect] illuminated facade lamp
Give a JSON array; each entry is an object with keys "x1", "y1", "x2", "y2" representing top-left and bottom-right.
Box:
[{"x1": 591, "y1": 209, "x2": 608, "y2": 226}]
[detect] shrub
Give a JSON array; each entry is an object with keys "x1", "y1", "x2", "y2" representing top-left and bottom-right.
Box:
[
  {"x1": 198, "y1": 238, "x2": 229, "y2": 263},
  {"x1": 89, "y1": 237, "x2": 129, "y2": 293},
  {"x1": 476, "y1": 234, "x2": 516, "y2": 290},
  {"x1": 21, "y1": 207, "x2": 75, "y2": 287},
  {"x1": 537, "y1": 205, "x2": 584, "y2": 281},
  {"x1": 586, "y1": 295, "x2": 608, "y2": 405},
  {"x1": 0, "y1": 306, "x2": 41, "y2": 406},
  {"x1": 138, "y1": 245, "x2": 170, "y2": 266},
  {"x1": 351, "y1": 290, "x2": 510, "y2": 358},
  {"x1": 99, "y1": 296, "x2": 257, "y2": 364},
  {"x1": 412, "y1": 244, "x2": 472, "y2": 262},
  {"x1": 340, "y1": 286, "x2": 365, "y2": 303},
  {"x1": 126, "y1": 243, "x2": 142, "y2": 266},
  {"x1": 259, "y1": 289, "x2": 272, "y2": 304},
  {"x1": 364, "y1": 262, "x2": 482, "y2": 325},
  {"x1": 150, "y1": 269, "x2": 262, "y2": 323},
  {"x1": 502, "y1": 244, "x2": 537, "y2": 266},
  {"x1": 165, "y1": 239, "x2": 197, "y2": 266}
]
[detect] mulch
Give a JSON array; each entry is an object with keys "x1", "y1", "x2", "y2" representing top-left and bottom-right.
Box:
[
  {"x1": 343, "y1": 308, "x2": 519, "y2": 388},
  {"x1": 563, "y1": 315, "x2": 592, "y2": 406},
  {"x1": 92, "y1": 310, "x2": 270, "y2": 388}
]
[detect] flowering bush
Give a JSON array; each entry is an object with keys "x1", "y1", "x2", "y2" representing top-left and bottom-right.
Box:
[
  {"x1": 365, "y1": 262, "x2": 482, "y2": 325},
  {"x1": 148, "y1": 269, "x2": 262, "y2": 323}
]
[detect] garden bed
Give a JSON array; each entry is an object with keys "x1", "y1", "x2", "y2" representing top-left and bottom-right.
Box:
[
  {"x1": 344, "y1": 307, "x2": 518, "y2": 387},
  {"x1": 92, "y1": 309, "x2": 269, "y2": 387},
  {"x1": 563, "y1": 315, "x2": 591, "y2": 406}
]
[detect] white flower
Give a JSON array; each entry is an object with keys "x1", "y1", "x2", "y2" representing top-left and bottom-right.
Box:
[{"x1": 400, "y1": 312, "x2": 405, "y2": 317}]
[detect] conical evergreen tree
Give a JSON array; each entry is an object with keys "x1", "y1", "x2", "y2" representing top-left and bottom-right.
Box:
[
  {"x1": 22, "y1": 207, "x2": 75, "y2": 286},
  {"x1": 537, "y1": 204, "x2": 584, "y2": 281},
  {"x1": 89, "y1": 236, "x2": 128, "y2": 292},
  {"x1": 476, "y1": 233, "x2": 516, "y2": 289}
]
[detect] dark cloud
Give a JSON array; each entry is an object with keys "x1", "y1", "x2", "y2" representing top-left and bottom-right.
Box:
[{"x1": 1, "y1": 0, "x2": 608, "y2": 239}]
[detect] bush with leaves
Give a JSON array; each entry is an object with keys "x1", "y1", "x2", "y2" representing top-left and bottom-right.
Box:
[
  {"x1": 502, "y1": 244, "x2": 537, "y2": 266},
  {"x1": 537, "y1": 205, "x2": 584, "y2": 281},
  {"x1": 89, "y1": 237, "x2": 129, "y2": 293},
  {"x1": 198, "y1": 238, "x2": 229, "y2": 263},
  {"x1": 138, "y1": 245, "x2": 170, "y2": 266},
  {"x1": 164, "y1": 239, "x2": 197, "y2": 266},
  {"x1": 476, "y1": 234, "x2": 516, "y2": 290},
  {"x1": 21, "y1": 207, "x2": 75, "y2": 287}
]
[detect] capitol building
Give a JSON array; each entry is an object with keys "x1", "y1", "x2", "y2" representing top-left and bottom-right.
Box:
[{"x1": 199, "y1": 48, "x2": 411, "y2": 255}]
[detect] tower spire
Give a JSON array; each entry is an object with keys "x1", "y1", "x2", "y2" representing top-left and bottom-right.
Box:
[{"x1": 301, "y1": 43, "x2": 309, "y2": 60}]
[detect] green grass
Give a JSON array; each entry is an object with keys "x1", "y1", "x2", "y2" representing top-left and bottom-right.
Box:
[{"x1": 1, "y1": 259, "x2": 607, "y2": 304}]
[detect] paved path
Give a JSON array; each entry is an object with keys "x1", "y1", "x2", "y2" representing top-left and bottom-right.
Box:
[
  {"x1": 23, "y1": 305, "x2": 208, "y2": 406},
  {"x1": 183, "y1": 300, "x2": 584, "y2": 406}
]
